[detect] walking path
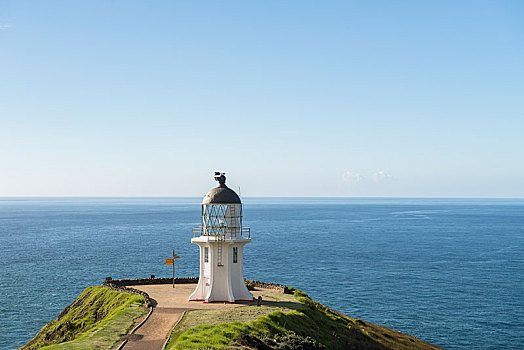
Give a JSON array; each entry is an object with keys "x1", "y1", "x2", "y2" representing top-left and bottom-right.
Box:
[{"x1": 120, "y1": 283, "x2": 273, "y2": 350}]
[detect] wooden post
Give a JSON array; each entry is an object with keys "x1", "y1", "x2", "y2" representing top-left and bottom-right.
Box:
[{"x1": 172, "y1": 249, "x2": 175, "y2": 288}]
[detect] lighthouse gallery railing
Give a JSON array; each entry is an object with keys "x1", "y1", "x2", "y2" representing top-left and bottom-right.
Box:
[{"x1": 192, "y1": 226, "x2": 250, "y2": 239}]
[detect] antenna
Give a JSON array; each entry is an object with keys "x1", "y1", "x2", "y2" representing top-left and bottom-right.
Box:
[{"x1": 238, "y1": 186, "x2": 241, "y2": 198}]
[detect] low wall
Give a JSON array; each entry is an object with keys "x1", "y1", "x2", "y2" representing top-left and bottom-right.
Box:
[
  {"x1": 106, "y1": 277, "x2": 199, "y2": 286},
  {"x1": 101, "y1": 277, "x2": 291, "y2": 304},
  {"x1": 101, "y1": 283, "x2": 153, "y2": 307},
  {"x1": 244, "y1": 280, "x2": 292, "y2": 294}
]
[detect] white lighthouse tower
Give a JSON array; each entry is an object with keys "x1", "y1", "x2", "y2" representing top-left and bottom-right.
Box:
[{"x1": 189, "y1": 172, "x2": 254, "y2": 303}]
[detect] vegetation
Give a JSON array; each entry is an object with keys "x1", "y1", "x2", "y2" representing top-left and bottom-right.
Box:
[
  {"x1": 166, "y1": 288, "x2": 441, "y2": 350},
  {"x1": 165, "y1": 292, "x2": 300, "y2": 349},
  {"x1": 21, "y1": 287, "x2": 147, "y2": 350},
  {"x1": 21, "y1": 285, "x2": 441, "y2": 350}
]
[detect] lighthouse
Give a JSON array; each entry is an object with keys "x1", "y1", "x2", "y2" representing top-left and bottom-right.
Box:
[{"x1": 189, "y1": 172, "x2": 254, "y2": 303}]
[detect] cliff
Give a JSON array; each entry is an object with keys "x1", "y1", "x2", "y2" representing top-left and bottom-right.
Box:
[
  {"x1": 20, "y1": 287, "x2": 147, "y2": 350},
  {"x1": 20, "y1": 280, "x2": 443, "y2": 350},
  {"x1": 164, "y1": 286, "x2": 442, "y2": 350}
]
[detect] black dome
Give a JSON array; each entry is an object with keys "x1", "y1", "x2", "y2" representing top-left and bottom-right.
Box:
[{"x1": 202, "y1": 172, "x2": 241, "y2": 204}]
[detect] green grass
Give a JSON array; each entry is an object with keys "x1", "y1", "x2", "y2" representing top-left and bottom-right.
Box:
[
  {"x1": 21, "y1": 285, "x2": 441, "y2": 350},
  {"x1": 166, "y1": 288, "x2": 441, "y2": 350},
  {"x1": 21, "y1": 287, "x2": 147, "y2": 350},
  {"x1": 165, "y1": 292, "x2": 300, "y2": 349}
]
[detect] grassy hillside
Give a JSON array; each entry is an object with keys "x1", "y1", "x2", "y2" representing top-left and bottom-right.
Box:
[
  {"x1": 21, "y1": 284, "x2": 442, "y2": 350},
  {"x1": 21, "y1": 286, "x2": 147, "y2": 350},
  {"x1": 166, "y1": 288, "x2": 442, "y2": 350}
]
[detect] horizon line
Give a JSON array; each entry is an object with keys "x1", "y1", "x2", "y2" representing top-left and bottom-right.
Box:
[{"x1": 0, "y1": 195, "x2": 523, "y2": 200}]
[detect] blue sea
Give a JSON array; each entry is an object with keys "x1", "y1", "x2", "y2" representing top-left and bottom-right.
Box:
[{"x1": 1, "y1": 198, "x2": 523, "y2": 350}]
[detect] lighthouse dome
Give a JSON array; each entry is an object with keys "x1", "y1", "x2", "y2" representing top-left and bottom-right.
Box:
[{"x1": 202, "y1": 172, "x2": 241, "y2": 204}]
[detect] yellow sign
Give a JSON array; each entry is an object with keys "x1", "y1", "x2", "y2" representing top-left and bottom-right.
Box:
[{"x1": 164, "y1": 259, "x2": 174, "y2": 265}]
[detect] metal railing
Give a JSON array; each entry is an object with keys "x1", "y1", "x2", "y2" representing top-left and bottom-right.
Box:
[
  {"x1": 192, "y1": 226, "x2": 250, "y2": 239},
  {"x1": 241, "y1": 227, "x2": 251, "y2": 239}
]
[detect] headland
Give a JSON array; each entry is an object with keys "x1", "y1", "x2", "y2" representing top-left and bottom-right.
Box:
[{"x1": 21, "y1": 277, "x2": 444, "y2": 350}]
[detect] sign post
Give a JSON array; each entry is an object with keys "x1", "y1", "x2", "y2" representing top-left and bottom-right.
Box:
[{"x1": 164, "y1": 250, "x2": 181, "y2": 288}]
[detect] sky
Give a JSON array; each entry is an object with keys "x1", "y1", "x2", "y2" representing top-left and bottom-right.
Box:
[{"x1": 0, "y1": 1, "x2": 523, "y2": 197}]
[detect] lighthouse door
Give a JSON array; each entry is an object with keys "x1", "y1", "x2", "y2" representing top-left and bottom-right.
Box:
[{"x1": 204, "y1": 246, "x2": 210, "y2": 286}]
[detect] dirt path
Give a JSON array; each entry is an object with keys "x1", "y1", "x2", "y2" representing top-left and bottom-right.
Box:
[
  {"x1": 121, "y1": 283, "x2": 273, "y2": 350},
  {"x1": 122, "y1": 307, "x2": 188, "y2": 350}
]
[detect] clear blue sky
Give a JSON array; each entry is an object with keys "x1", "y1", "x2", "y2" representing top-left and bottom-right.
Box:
[{"x1": 1, "y1": 1, "x2": 523, "y2": 197}]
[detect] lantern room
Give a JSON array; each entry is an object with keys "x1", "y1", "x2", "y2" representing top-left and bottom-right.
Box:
[{"x1": 200, "y1": 172, "x2": 243, "y2": 238}]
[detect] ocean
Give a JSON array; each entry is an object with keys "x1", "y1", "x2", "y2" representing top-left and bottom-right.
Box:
[{"x1": 0, "y1": 197, "x2": 523, "y2": 349}]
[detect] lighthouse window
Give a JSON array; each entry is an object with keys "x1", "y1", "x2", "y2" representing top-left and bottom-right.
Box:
[
  {"x1": 202, "y1": 204, "x2": 242, "y2": 236},
  {"x1": 233, "y1": 247, "x2": 238, "y2": 263},
  {"x1": 204, "y1": 247, "x2": 209, "y2": 263}
]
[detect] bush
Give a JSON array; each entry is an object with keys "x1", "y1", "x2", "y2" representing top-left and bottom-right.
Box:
[{"x1": 235, "y1": 332, "x2": 326, "y2": 350}]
